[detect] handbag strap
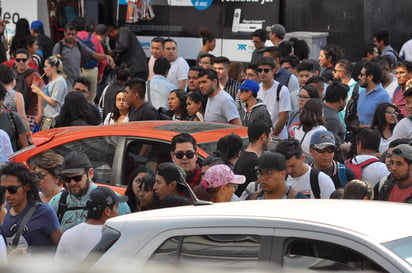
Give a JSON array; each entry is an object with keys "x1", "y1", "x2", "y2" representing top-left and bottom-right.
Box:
[{"x1": 12, "y1": 202, "x2": 39, "y2": 248}]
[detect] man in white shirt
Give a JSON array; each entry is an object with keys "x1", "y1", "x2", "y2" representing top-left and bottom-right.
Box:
[
  {"x1": 148, "y1": 57, "x2": 176, "y2": 110},
  {"x1": 164, "y1": 38, "x2": 189, "y2": 89},
  {"x1": 274, "y1": 139, "x2": 336, "y2": 199},
  {"x1": 257, "y1": 57, "x2": 291, "y2": 139},
  {"x1": 55, "y1": 187, "x2": 128, "y2": 263}
]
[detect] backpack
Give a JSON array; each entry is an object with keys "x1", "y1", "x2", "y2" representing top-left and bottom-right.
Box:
[
  {"x1": 56, "y1": 190, "x2": 87, "y2": 223},
  {"x1": 344, "y1": 83, "x2": 360, "y2": 134},
  {"x1": 276, "y1": 83, "x2": 284, "y2": 102},
  {"x1": 15, "y1": 68, "x2": 36, "y2": 111},
  {"x1": 76, "y1": 33, "x2": 98, "y2": 68},
  {"x1": 309, "y1": 168, "x2": 321, "y2": 199},
  {"x1": 345, "y1": 158, "x2": 379, "y2": 180}
]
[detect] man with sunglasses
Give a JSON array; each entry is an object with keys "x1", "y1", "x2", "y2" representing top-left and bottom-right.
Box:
[
  {"x1": 310, "y1": 130, "x2": 355, "y2": 189},
  {"x1": 171, "y1": 133, "x2": 201, "y2": 188},
  {"x1": 256, "y1": 57, "x2": 291, "y2": 139},
  {"x1": 1, "y1": 163, "x2": 62, "y2": 253},
  {"x1": 49, "y1": 151, "x2": 130, "y2": 232}
]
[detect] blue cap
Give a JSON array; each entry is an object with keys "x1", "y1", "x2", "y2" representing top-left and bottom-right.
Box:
[
  {"x1": 310, "y1": 130, "x2": 336, "y2": 149},
  {"x1": 235, "y1": 79, "x2": 260, "y2": 94},
  {"x1": 31, "y1": 20, "x2": 44, "y2": 31}
]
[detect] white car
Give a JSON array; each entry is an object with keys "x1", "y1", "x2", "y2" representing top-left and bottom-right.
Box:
[{"x1": 89, "y1": 200, "x2": 412, "y2": 272}]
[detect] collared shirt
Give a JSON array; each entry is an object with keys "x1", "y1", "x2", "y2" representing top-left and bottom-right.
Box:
[
  {"x1": 357, "y1": 84, "x2": 390, "y2": 125},
  {"x1": 149, "y1": 75, "x2": 176, "y2": 110}
]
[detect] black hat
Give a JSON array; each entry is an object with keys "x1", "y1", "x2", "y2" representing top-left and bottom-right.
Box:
[
  {"x1": 256, "y1": 152, "x2": 287, "y2": 171},
  {"x1": 86, "y1": 187, "x2": 128, "y2": 213},
  {"x1": 61, "y1": 151, "x2": 92, "y2": 174}
]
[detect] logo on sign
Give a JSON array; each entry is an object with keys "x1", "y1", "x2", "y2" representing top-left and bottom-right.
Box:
[
  {"x1": 191, "y1": 0, "x2": 213, "y2": 10},
  {"x1": 237, "y1": 44, "x2": 247, "y2": 51}
]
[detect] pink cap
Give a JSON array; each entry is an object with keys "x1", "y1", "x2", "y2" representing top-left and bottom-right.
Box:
[{"x1": 202, "y1": 164, "x2": 245, "y2": 189}]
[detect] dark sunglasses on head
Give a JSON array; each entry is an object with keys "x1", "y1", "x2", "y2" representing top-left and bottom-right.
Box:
[
  {"x1": 257, "y1": 68, "x2": 271, "y2": 73},
  {"x1": 311, "y1": 146, "x2": 335, "y2": 154},
  {"x1": 60, "y1": 173, "x2": 85, "y2": 183},
  {"x1": 0, "y1": 184, "x2": 23, "y2": 194},
  {"x1": 15, "y1": 58, "x2": 27, "y2": 63},
  {"x1": 174, "y1": 151, "x2": 195, "y2": 159},
  {"x1": 35, "y1": 172, "x2": 48, "y2": 180}
]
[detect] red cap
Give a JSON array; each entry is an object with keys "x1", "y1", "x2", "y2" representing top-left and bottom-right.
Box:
[{"x1": 0, "y1": 20, "x2": 8, "y2": 25}]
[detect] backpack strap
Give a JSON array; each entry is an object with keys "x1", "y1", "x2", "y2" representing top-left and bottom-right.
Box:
[
  {"x1": 309, "y1": 168, "x2": 321, "y2": 199},
  {"x1": 286, "y1": 186, "x2": 298, "y2": 199},
  {"x1": 357, "y1": 158, "x2": 380, "y2": 168},
  {"x1": 276, "y1": 83, "x2": 283, "y2": 102},
  {"x1": 337, "y1": 162, "x2": 348, "y2": 187},
  {"x1": 6, "y1": 110, "x2": 19, "y2": 148},
  {"x1": 12, "y1": 202, "x2": 40, "y2": 248},
  {"x1": 57, "y1": 190, "x2": 69, "y2": 223}
]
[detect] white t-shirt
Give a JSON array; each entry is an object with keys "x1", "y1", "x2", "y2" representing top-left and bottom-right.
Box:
[
  {"x1": 257, "y1": 81, "x2": 291, "y2": 139},
  {"x1": 349, "y1": 155, "x2": 390, "y2": 186},
  {"x1": 166, "y1": 57, "x2": 189, "y2": 88},
  {"x1": 286, "y1": 165, "x2": 335, "y2": 199},
  {"x1": 392, "y1": 117, "x2": 412, "y2": 140},
  {"x1": 293, "y1": 125, "x2": 327, "y2": 154},
  {"x1": 55, "y1": 222, "x2": 103, "y2": 263}
]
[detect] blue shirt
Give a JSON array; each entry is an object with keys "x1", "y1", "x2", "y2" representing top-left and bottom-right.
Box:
[{"x1": 357, "y1": 84, "x2": 390, "y2": 126}]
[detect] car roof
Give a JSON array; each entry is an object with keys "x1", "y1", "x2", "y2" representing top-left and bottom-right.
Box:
[
  {"x1": 107, "y1": 200, "x2": 411, "y2": 243},
  {"x1": 30, "y1": 121, "x2": 247, "y2": 146}
]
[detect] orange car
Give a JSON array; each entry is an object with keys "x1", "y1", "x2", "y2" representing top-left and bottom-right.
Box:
[{"x1": 11, "y1": 121, "x2": 270, "y2": 194}]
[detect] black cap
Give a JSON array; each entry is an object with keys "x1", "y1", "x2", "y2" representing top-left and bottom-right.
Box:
[
  {"x1": 256, "y1": 152, "x2": 287, "y2": 171},
  {"x1": 86, "y1": 187, "x2": 128, "y2": 213},
  {"x1": 61, "y1": 151, "x2": 92, "y2": 174}
]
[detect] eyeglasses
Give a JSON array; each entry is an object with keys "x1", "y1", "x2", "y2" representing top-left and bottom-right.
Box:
[
  {"x1": 359, "y1": 73, "x2": 366, "y2": 77},
  {"x1": 257, "y1": 68, "x2": 271, "y2": 73},
  {"x1": 229, "y1": 184, "x2": 238, "y2": 190},
  {"x1": 73, "y1": 88, "x2": 88, "y2": 94},
  {"x1": 61, "y1": 172, "x2": 85, "y2": 183},
  {"x1": 298, "y1": 94, "x2": 311, "y2": 100},
  {"x1": 0, "y1": 184, "x2": 23, "y2": 194},
  {"x1": 174, "y1": 151, "x2": 196, "y2": 159},
  {"x1": 385, "y1": 111, "x2": 398, "y2": 115},
  {"x1": 333, "y1": 69, "x2": 344, "y2": 73},
  {"x1": 15, "y1": 58, "x2": 27, "y2": 63},
  {"x1": 34, "y1": 172, "x2": 48, "y2": 180},
  {"x1": 311, "y1": 146, "x2": 336, "y2": 153}
]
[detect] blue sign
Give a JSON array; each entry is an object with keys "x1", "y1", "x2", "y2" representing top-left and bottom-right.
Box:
[
  {"x1": 191, "y1": 0, "x2": 213, "y2": 10},
  {"x1": 119, "y1": 0, "x2": 127, "y2": 5},
  {"x1": 237, "y1": 44, "x2": 247, "y2": 51}
]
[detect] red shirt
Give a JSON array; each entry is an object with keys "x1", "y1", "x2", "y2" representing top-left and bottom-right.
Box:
[{"x1": 388, "y1": 182, "x2": 412, "y2": 202}]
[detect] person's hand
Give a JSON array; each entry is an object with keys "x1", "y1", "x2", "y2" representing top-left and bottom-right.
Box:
[
  {"x1": 107, "y1": 55, "x2": 116, "y2": 69},
  {"x1": 406, "y1": 78, "x2": 412, "y2": 88},
  {"x1": 30, "y1": 84, "x2": 42, "y2": 94},
  {"x1": 34, "y1": 115, "x2": 42, "y2": 124}
]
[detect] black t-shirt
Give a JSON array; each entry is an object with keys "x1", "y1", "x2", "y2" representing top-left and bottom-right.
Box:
[
  {"x1": 129, "y1": 102, "x2": 160, "y2": 121},
  {"x1": 234, "y1": 151, "x2": 258, "y2": 196}
]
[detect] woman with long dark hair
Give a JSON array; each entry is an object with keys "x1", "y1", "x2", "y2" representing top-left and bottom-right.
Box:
[
  {"x1": 9, "y1": 18, "x2": 31, "y2": 57},
  {"x1": 104, "y1": 89, "x2": 129, "y2": 124},
  {"x1": 319, "y1": 44, "x2": 344, "y2": 83},
  {"x1": 291, "y1": 98, "x2": 326, "y2": 153},
  {"x1": 186, "y1": 91, "x2": 206, "y2": 122},
  {"x1": 138, "y1": 172, "x2": 160, "y2": 211},
  {"x1": 124, "y1": 166, "x2": 151, "y2": 212},
  {"x1": 56, "y1": 91, "x2": 99, "y2": 126},
  {"x1": 289, "y1": 84, "x2": 320, "y2": 130},
  {"x1": 371, "y1": 102, "x2": 398, "y2": 153},
  {"x1": 168, "y1": 89, "x2": 188, "y2": 120}
]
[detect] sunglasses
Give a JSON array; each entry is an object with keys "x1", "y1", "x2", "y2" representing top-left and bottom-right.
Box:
[
  {"x1": 61, "y1": 172, "x2": 85, "y2": 183},
  {"x1": 174, "y1": 151, "x2": 195, "y2": 159},
  {"x1": 1, "y1": 184, "x2": 23, "y2": 194},
  {"x1": 311, "y1": 146, "x2": 336, "y2": 153},
  {"x1": 15, "y1": 58, "x2": 27, "y2": 63},
  {"x1": 73, "y1": 88, "x2": 88, "y2": 94},
  {"x1": 34, "y1": 172, "x2": 48, "y2": 180},
  {"x1": 257, "y1": 68, "x2": 271, "y2": 73}
]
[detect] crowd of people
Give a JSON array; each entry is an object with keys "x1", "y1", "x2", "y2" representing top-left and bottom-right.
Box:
[{"x1": 0, "y1": 16, "x2": 411, "y2": 264}]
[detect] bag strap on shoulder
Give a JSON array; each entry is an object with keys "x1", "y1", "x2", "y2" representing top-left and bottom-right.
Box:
[
  {"x1": 57, "y1": 190, "x2": 69, "y2": 223},
  {"x1": 12, "y1": 202, "x2": 40, "y2": 247},
  {"x1": 309, "y1": 168, "x2": 321, "y2": 199}
]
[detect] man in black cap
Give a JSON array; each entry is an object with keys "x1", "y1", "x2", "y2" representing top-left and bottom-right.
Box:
[
  {"x1": 247, "y1": 151, "x2": 306, "y2": 199},
  {"x1": 55, "y1": 186, "x2": 127, "y2": 262},
  {"x1": 49, "y1": 151, "x2": 130, "y2": 232}
]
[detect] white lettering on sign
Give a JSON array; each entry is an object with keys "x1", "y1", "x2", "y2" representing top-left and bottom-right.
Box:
[{"x1": 221, "y1": 0, "x2": 272, "y2": 4}]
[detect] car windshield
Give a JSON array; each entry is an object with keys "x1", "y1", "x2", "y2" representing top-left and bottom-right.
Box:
[
  {"x1": 383, "y1": 236, "x2": 412, "y2": 266},
  {"x1": 154, "y1": 122, "x2": 238, "y2": 133}
]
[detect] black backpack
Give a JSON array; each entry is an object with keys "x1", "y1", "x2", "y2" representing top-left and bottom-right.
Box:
[{"x1": 15, "y1": 68, "x2": 36, "y2": 111}]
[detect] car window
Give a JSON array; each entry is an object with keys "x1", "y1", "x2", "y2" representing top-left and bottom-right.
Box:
[
  {"x1": 283, "y1": 238, "x2": 387, "y2": 272},
  {"x1": 50, "y1": 136, "x2": 120, "y2": 185},
  {"x1": 149, "y1": 235, "x2": 262, "y2": 270}
]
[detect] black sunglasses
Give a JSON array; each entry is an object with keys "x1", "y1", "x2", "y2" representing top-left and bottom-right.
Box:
[
  {"x1": 174, "y1": 152, "x2": 195, "y2": 159},
  {"x1": 15, "y1": 58, "x2": 27, "y2": 63},
  {"x1": 311, "y1": 146, "x2": 335, "y2": 154},
  {"x1": 61, "y1": 173, "x2": 85, "y2": 183},
  {"x1": 34, "y1": 172, "x2": 48, "y2": 180},
  {"x1": 1, "y1": 184, "x2": 23, "y2": 194},
  {"x1": 257, "y1": 68, "x2": 271, "y2": 73}
]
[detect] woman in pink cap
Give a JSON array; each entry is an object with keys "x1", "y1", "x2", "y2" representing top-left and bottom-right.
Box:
[{"x1": 193, "y1": 164, "x2": 245, "y2": 203}]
